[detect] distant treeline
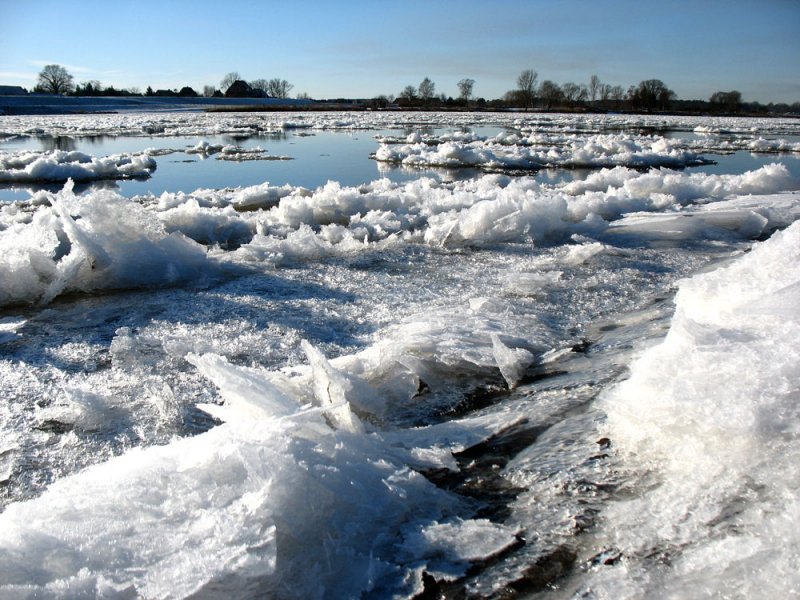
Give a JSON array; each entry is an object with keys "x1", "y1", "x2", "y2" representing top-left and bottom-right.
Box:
[
  {"x1": 391, "y1": 73, "x2": 800, "y2": 116},
  {"x1": 23, "y1": 64, "x2": 800, "y2": 116}
]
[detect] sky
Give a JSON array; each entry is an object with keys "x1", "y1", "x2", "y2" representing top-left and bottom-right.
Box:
[{"x1": 1, "y1": 0, "x2": 798, "y2": 104}]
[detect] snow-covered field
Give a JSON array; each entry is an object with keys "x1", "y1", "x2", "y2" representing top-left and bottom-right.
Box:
[{"x1": 0, "y1": 111, "x2": 799, "y2": 598}]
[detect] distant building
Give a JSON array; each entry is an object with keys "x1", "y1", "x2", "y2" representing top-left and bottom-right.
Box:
[
  {"x1": 224, "y1": 80, "x2": 263, "y2": 98},
  {"x1": 0, "y1": 86, "x2": 28, "y2": 95}
]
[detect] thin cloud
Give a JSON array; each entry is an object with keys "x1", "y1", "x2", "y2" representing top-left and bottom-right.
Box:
[{"x1": 27, "y1": 60, "x2": 93, "y2": 74}]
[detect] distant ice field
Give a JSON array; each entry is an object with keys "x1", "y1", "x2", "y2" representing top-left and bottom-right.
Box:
[
  {"x1": 0, "y1": 110, "x2": 798, "y2": 599},
  {"x1": 1, "y1": 111, "x2": 799, "y2": 201}
]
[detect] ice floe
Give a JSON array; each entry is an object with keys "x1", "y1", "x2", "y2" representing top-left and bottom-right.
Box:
[
  {"x1": 2, "y1": 110, "x2": 799, "y2": 141},
  {"x1": 0, "y1": 149, "x2": 156, "y2": 183},
  {"x1": 373, "y1": 134, "x2": 711, "y2": 171}
]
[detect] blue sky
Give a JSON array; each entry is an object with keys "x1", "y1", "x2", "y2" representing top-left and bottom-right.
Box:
[{"x1": 1, "y1": 0, "x2": 798, "y2": 103}]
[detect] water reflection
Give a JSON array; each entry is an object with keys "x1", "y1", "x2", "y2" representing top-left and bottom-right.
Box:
[
  {"x1": 375, "y1": 161, "x2": 482, "y2": 183},
  {"x1": 0, "y1": 179, "x2": 122, "y2": 201},
  {"x1": 221, "y1": 131, "x2": 290, "y2": 144},
  {"x1": 39, "y1": 135, "x2": 77, "y2": 152}
]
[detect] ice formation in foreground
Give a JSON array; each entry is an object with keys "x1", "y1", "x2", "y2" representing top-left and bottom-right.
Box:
[
  {"x1": 0, "y1": 334, "x2": 525, "y2": 598},
  {"x1": 591, "y1": 221, "x2": 800, "y2": 598},
  {"x1": 0, "y1": 218, "x2": 797, "y2": 598}
]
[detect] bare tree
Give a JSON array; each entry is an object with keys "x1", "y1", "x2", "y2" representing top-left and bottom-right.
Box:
[
  {"x1": 202, "y1": 85, "x2": 216, "y2": 98},
  {"x1": 267, "y1": 78, "x2": 294, "y2": 99},
  {"x1": 517, "y1": 69, "x2": 538, "y2": 110},
  {"x1": 220, "y1": 72, "x2": 240, "y2": 93},
  {"x1": 539, "y1": 80, "x2": 562, "y2": 109},
  {"x1": 250, "y1": 79, "x2": 270, "y2": 97},
  {"x1": 609, "y1": 85, "x2": 625, "y2": 109},
  {"x1": 599, "y1": 83, "x2": 612, "y2": 105},
  {"x1": 399, "y1": 85, "x2": 417, "y2": 103},
  {"x1": 36, "y1": 64, "x2": 74, "y2": 95},
  {"x1": 710, "y1": 90, "x2": 742, "y2": 113},
  {"x1": 588, "y1": 75, "x2": 601, "y2": 106},
  {"x1": 418, "y1": 77, "x2": 435, "y2": 106},
  {"x1": 457, "y1": 78, "x2": 475, "y2": 107},
  {"x1": 629, "y1": 79, "x2": 674, "y2": 111},
  {"x1": 562, "y1": 82, "x2": 587, "y2": 106}
]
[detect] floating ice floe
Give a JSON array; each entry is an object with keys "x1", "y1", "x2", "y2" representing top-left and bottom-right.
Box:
[
  {"x1": 217, "y1": 145, "x2": 292, "y2": 162},
  {"x1": 374, "y1": 133, "x2": 712, "y2": 171},
  {"x1": 2, "y1": 111, "x2": 800, "y2": 141},
  {"x1": 0, "y1": 149, "x2": 156, "y2": 183},
  {"x1": 182, "y1": 140, "x2": 292, "y2": 161}
]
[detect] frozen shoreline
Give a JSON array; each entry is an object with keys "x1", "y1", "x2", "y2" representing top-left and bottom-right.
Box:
[{"x1": 0, "y1": 94, "x2": 315, "y2": 116}]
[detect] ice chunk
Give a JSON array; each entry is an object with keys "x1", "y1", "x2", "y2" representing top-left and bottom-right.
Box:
[
  {"x1": 0, "y1": 149, "x2": 156, "y2": 183},
  {"x1": 302, "y1": 340, "x2": 364, "y2": 433},
  {"x1": 0, "y1": 411, "x2": 465, "y2": 598},
  {"x1": 0, "y1": 317, "x2": 25, "y2": 344},
  {"x1": 187, "y1": 353, "x2": 299, "y2": 423},
  {"x1": 400, "y1": 518, "x2": 520, "y2": 579},
  {"x1": 491, "y1": 333, "x2": 534, "y2": 388},
  {"x1": 0, "y1": 180, "x2": 213, "y2": 307}
]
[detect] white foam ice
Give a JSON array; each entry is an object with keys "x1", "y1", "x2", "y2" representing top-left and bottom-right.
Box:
[
  {"x1": 0, "y1": 149, "x2": 156, "y2": 183},
  {"x1": 585, "y1": 221, "x2": 800, "y2": 598}
]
